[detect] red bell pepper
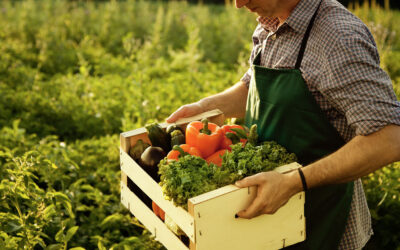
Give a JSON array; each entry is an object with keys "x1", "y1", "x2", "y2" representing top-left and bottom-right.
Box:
[
  {"x1": 206, "y1": 149, "x2": 228, "y2": 167},
  {"x1": 152, "y1": 201, "x2": 165, "y2": 221},
  {"x1": 220, "y1": 125, "x2": 247, "y2": 150},
  {"x1": 186, "y1": 119, "x2": 223, "y2": 158},
  {"x1": 167, "y1": 144, "x2": 202, "y2": 160}
]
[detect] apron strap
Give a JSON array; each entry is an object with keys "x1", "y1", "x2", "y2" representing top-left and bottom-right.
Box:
[{"x1": 295, "y1": 0, "x2": 323, "y2": 69}]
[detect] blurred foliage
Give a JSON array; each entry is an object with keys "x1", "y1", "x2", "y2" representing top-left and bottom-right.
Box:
[{"x1": 0, "y1": 0, "x2": 398, "y2": 249}]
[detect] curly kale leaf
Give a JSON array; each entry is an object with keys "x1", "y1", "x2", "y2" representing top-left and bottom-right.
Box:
[
  {"x1": 220, "y1": 141, "x2": 297, "y2": 182},
  {"x1": 158, "y1": 141, "x2": 297, "y2": 209},
  {"x1": 158, "y1": 155, "x2": 220, "y2": 209}
]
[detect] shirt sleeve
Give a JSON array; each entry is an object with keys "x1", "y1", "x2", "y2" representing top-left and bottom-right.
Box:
[
  {"x1": 321, "y1": 28, "x2": 400, "y2": 136},
  {"x1": 240, "y1": 68, "x2": 252, "y2": 88}
]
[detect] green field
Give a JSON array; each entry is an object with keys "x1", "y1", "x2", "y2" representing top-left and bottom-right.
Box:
[{"x1": 0, "y1": 0, "x2": 399, "y2": 249}]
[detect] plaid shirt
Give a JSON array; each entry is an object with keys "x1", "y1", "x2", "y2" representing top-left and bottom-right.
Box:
[{"x1": 241, "y1": 0, "x2": 400, "y2": 249}]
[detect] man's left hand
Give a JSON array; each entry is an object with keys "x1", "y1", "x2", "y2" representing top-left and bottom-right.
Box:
[{"x1": 235, "y1": 171, "x2": 302, "y2": 219}]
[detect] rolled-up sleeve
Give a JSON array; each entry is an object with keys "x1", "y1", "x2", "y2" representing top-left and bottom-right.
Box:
[{"x1": 321, "y1": 29, "x2": 400, "y2": 136}]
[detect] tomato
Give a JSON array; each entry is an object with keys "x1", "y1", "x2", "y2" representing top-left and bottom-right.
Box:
[{"x1": 152, "y1": 201, "x2": 165, "y2": 221}]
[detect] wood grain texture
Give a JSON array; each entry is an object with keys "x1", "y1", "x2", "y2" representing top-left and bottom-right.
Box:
[
  {"x1": 121, "y1": 182, "x2": 189, "y2": 250},
  {"x1": 120, "y1": 110, "x2": 305, "y2": 249},
  {"x1": 121, "y1": 150, "x2": 195, "y2": 241},
  {"x1": 189, "y1": 162, "x2": 305, "y2": 250}
]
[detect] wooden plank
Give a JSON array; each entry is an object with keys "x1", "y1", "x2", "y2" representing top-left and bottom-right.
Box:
[
  {"x1": 188, "y1": 162, "x2": 305, "y2": 250},
  {"x1": 120, "y1": 133, "x2": 131, "y2": 153},
  {"x1": 188, "y1": 198, "x2": 196, "y2": 250},
  {"x1": 120, "y1": 150, "x2": 195, "y2": 241},
  {"x1": 275, "y1": 162, "x2": 303, "y2": 174},
  {"x1": 121, "y1": 182, "x2": 189, "y2": 250},
  {"x1": 192, "y1": 189, "x2": 305, "y2": 250},
  {"x1": 121, "y1": 109, "x2": 223, "y2": 139},
  {"x1": 189, "y1": 162, "x2": 303, "y2": 206}
]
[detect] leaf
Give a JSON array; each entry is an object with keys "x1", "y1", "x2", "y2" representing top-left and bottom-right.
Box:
[
  {"x1": 4, "y1": 221, "x2": 22, "y2": 233},
  {"x1": 63, "y1": 200, "x2": 75, "y2": 219},
  {"x1": 65, "y1": 226, "x2": 79, "y2": 242},
  {"x1": 100, "y1": 214, "x2": 123, "y2": 228},
  {"x1": 46, "y1": 244, "x2": 64, "y2": 250},
  {"x1": 53, "y1": 192, "x2": 71, "y2": 203},
  {"x1": 70, "y1": 248, "x2": 86, "y2": 250},
  {"x1": 43, "y1": 204, "x2": 56, "y2": 220},
  {"x1": 98, "y1": 240, "x2": 107, "y2": 250},
  {"x1": 230, "y1": 128, "x2": 248, "y2": 139},
  {"x1": 55, "y1": 227, "x2": 65, "y2": 242}
]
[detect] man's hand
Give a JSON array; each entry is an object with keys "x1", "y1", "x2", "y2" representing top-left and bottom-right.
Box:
[
  {"x1": 235, "y1": 170, "x2": 302, "y2": 219},
  {"x1": 166, "y1": 81, "x2": 248, "y2": 123},
  {"x1": 166, "y1": 102, "x2": 206, "y2": 123}
]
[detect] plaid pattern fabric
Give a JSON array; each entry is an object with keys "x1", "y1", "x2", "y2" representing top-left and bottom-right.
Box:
[{"x1": 241, "y1": 0, "x2": 400, "y2": 249}]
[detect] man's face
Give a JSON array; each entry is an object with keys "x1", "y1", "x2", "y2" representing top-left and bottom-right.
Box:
[{"x1": 235, "y1": 0, "x2": 285, "y2": 18}]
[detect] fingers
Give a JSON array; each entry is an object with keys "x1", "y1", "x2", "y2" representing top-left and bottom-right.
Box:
[
  {"x1": 166, "y1": 106, "x2": 187, "y2": 123},
  {"x1": 236, "y1": 195, "x2": 265, "y2": 219},
  {"x1": 235, "y1": 173, "x2": 264, "y2": 188},
  {"x1": 166, "y1": 103, "x2": 203, "y2": 123}
]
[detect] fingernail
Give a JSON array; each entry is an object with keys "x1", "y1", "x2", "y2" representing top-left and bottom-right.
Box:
[
  {"x1": 235, "y1": 181, "x2": 240, "y2": 186},
  {"x1": 235, "y1": 214, "x2": 239, "y2": 218}
]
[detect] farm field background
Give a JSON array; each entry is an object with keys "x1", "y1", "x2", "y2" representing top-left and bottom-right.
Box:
[{"x1": 0, "y1": 0, "x2": 399, "y2": 249}]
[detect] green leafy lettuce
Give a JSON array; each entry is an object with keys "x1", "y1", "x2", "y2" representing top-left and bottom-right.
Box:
[{"x1": 158, "y1": 141, "x2": 297, "y2": 209}]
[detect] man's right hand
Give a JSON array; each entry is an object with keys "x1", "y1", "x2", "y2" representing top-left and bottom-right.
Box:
[
  {"x1": 166, "y1": 102, "x2": 207, "y2": 123},
  {"x1": 166, "y1": 81, "x2": 248, "y2": 124}
]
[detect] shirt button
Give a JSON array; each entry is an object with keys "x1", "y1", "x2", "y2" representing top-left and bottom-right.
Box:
[{"x1": 271, "y1": 34, "x2": 277, "y2": 41}]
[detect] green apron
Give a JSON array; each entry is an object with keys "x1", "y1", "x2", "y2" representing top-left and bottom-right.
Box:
[{"x1": 244, "y1": 1, "x2": 354, "y2": 249}]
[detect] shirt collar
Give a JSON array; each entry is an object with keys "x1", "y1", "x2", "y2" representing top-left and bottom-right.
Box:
[
  {"x1": 285, "y1": 0, "x2": 321, "y2": 34},
  {"x1": 257, "y1": 0, "x2": 321, "y2": 34}
]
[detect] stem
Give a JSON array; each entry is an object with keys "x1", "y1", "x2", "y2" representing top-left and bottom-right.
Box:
[
  {"x1": 13, "y1": 198, "x2": 32, "y2": 249},
  {"x1": 248, "y1": 124, "x2": 258, "y2": 146},
  {"x1": 173, "y1": 145, "x2": 188, "y2": 158},
  {"x1": 200, "y1": 118, "x2": 211, "y2": 135},
  {"x1": 226, "y1": 132, "x2": 240, "y2": 144}
]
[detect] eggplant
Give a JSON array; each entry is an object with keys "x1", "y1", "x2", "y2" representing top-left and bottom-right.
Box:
[
  {"x1": 139, "y1": 146, "x2": 166, "y2": 182},
  {"x1": 145, "y1": 123, "x2": 171, "y2": 152}
]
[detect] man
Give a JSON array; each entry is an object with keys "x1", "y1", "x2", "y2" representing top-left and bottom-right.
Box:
[{"x1": 166, "y1": 0, "x2": 400, "y2": 249}]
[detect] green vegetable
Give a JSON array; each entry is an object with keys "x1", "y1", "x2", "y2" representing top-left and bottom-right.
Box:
[
  {"x1": 158, "y1": 155, "x2": 225, "y2": 209},
  {"x1": 248, "y1": 124, "x2": 258, "y2": 146},
  {"x1": 170, "y1": 130, "x2": 185, "y2": 147},
  {"x1": 158, "y1": 140, "x2": 297, "y2": 209},
  {"x1": 166, "y1": 124, "x2": 184, "y2": 135},
  {"x1": 129, "y1": 139, "x2": 150, "y2": 161},
  {"x1": 145, "y1": 123, "x2": 171, "y2": 152},
  {"x1": 220, "y1": 142, "x2": 297, "y2": 180},
  {"x1": 225, "y1": 132, "x2": 240, "y2": 144}
]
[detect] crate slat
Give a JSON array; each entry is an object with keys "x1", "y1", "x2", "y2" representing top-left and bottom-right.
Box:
[
  {"x1": 120, "y1": 150, "x2": 195, "y2": 241},
  {"x1": 120, "y1": 109, "x2": 224, "y2": 139},
  {"x1": 191, "y1": 187, "x2": 305, "y2": 250},
  {"x1": 120, "y1": 109, "x2": 306, "y2": 250},
  {"x1": 121, "y1": 182, "x2": 189, "y2": 250}
]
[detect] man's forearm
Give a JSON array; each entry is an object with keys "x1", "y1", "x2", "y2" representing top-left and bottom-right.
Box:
[
  {"x1": 199, "y1": 81, "x2": 248, "y2": 119},
  {"x1": 299, "y1": 124, "x2": 400, "y2": 190}
]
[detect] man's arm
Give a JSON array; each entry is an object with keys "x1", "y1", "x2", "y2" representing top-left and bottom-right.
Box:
[
  {"x1": 235, "y1": 124, "x2": 400, "y2": 219},
  {"x1": 302, "y1": 124, "x2": 400, "y2": 187},
  {"x1": 166, "y1": 80, "x2": 248, "y2": 123}
]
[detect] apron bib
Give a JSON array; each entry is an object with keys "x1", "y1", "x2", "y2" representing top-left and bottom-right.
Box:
[{"x1": 244, "y1": 1, "x2": 354, "y2": 249}]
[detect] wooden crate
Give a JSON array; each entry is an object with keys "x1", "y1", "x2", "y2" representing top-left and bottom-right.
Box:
[{"x1": 120, "y1": 109, "x2": 306, "y2": 250}]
